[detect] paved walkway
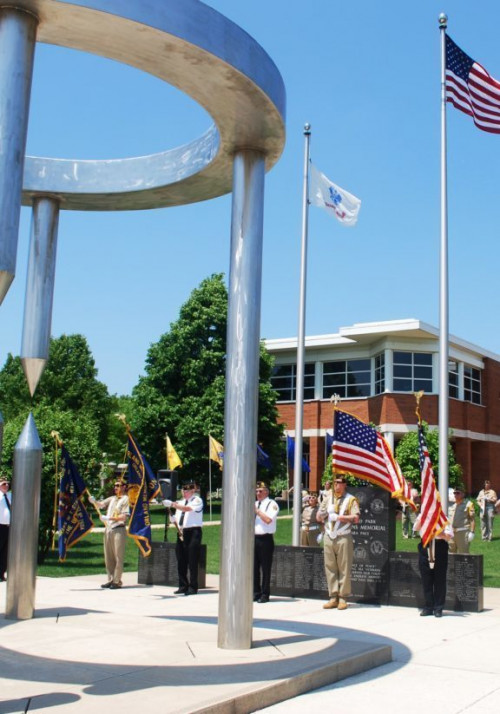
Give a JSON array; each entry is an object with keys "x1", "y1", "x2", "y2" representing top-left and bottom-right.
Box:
[{"x1": 1, "y1": 574, "x2": 499, "y2": 714}]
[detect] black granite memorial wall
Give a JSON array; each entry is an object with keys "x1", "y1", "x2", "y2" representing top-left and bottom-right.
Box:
[
  {"x1": 137, "y1": 541, "x2": 207, "y2": 588},
  {"x1": 270, "y1": 486, "x2": 483, "y2": 611}
]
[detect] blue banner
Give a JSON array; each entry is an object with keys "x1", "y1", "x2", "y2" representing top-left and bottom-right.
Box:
[
  {"x1": 126, "y1": 432, "x2": 160, "y2": 557},
  {"x1": 286, "y1": 435, "x2": 310, "y2": 472},
  {"x1": 58, "y1": 445, "x2": 93, "y2": 562}
]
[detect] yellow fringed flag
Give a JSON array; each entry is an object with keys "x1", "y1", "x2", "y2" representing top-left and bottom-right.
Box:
[
  {"x1": 166, "y1": 435, "x2": 182, "y2": 470},
  {"x1": 209, "y1": 435, "x2": 224, "y2": 470}
]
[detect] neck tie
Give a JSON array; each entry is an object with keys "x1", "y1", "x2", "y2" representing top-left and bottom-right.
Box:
[
  {"x1": 4, "y1": 494, "x2": 10, "y2": 512},
  {"x1": 179, "y1": 499, "x2": 187, "y2": 526}
]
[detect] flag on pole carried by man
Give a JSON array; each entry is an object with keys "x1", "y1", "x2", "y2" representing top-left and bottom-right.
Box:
[
  {"x1": 209, "y1": 435, "x2": 224, "y2": 470},
  {"x1": 58, "y1": 444, "x2": 93, "y2": 561},
  {"x1": 331, "y1": 410, "x2": 415, "y2": 508},
  {"x1": 417, "y1": 423, "x2": 449, "y2": 547},
  {"x1": 256, "y1": 444, "x2": 272, "y2": 469},
  {"x1": 126, "y1": 431, "x2": 160, "y2": 557},
  {"x1": 445, "y1": 34, "x2": 500, "y2": 134},
  {"x1": 308, "y1": 162, "x2": 361, "y2": 226},
  {"x1": 166, "y1": 435, "x2": 182, "y2": 470}
]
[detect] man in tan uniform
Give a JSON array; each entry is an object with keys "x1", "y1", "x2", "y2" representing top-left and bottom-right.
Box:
[
  {"x1": 477, "y1": 480, "x2": 497, "y2": 541},
  {"x1": 90, "y1": 480, "x2": 129, "y2": 589},
  {"x1": 317, "y1": 476, "x2": 360, "y2": 611},
  {"x1": 448, "y1": 488, "x2": 475, "y2": 553},
  {"x1": 300, "y1": 492, "x2": 322, "y2": 546}
]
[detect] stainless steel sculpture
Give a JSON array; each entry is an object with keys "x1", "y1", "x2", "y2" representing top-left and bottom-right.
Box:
[
  {"x1": 5, "y1": 413, "x2": 42, "y2": 620},
  {"x1": 218, "y1": 151, "x2": 265, "y2": 648},
  {"x1": 21, "y1": 197, "x2": 60, "y2": 395},
  {"x1": 0, "y1": 0, "x2": 285, "y2": 645},
  {"x1": 0, "y1": 7, "x2": 38, "y2": 304}
]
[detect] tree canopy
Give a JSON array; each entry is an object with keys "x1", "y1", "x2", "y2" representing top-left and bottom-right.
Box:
[
  {"x1": 131, "y1": 273, "x2": 285, "y2": 490},
  {"x1": 0, "y1": 334, "x2": 114, "y2": 559},
  {"x1": 395, "y1": 423, "x2": 463, "y2": 489}
]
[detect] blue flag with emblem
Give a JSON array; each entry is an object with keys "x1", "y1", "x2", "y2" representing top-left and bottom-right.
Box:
[
  {"x1": 126, "y1": 431, "x2": 160, "y2": 557},
  {"x1": 256, "y1": 444, "x2": 272, "y2": 469},
  {"x1": 286, "y1": 435, "x2": 311, "y2": 472},
  {"x1": 58, "y1": 444, "x2": 93, "y2": 562}
]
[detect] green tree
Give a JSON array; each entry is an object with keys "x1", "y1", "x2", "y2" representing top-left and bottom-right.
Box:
[
  {"x1": 395, "y1": 422, "x2": 463, "y2": 489},
  {"x1": 0, "y1": 334, "x2": 113, "y2": 561},
  {"x1": 131, "y1": 274, "x2": 284, "y2": 490}
]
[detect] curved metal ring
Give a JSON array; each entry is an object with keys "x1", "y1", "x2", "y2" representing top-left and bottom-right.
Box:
[{"x1": 19, "y1": 0, "x2": 286, "y2": 210}]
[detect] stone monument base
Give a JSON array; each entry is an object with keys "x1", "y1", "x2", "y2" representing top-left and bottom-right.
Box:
[{"x1": 138, "y1": 541, "x2": 207, "y2": 589}]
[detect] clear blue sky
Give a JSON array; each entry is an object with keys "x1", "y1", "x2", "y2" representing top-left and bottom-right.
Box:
[{"x1": 2, "y1": 0, "x2": 500, "y2": 396}]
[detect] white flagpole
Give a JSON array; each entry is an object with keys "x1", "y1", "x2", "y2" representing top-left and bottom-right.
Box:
[
  {"x1": 438, "y1": 14, "x2": 449, "y2": 512},
  {"x1": 208, "y1": 435, "x2": 213, "y2": 521},
  {"x1": 292, "y1": 122, "x2": 311, "y2": 546}
]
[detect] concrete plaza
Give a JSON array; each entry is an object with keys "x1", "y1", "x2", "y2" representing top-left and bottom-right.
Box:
[{"x1": 1, "y1": 573, "x2": 499, "y2": 714}]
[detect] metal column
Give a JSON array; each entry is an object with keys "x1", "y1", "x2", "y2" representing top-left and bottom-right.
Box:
[
  {"x1": 0, "y1": 7, "x2": 38, "y2": 303},
  {"x1": 21, "y1": 197, "x2": 60, "y2": 395},
  {"x1": 218, "y1": 149, "x2": 265, "y2": 650},
  {"x1": 5, "y1": 413, "x2": 42, "y2": 620}
]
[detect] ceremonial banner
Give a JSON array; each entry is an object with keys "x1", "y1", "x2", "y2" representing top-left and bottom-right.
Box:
[
  {"x1": 166, "y1": 435, "x2": 182, "y2": 470},
  {"x1": 286, "y1": 435, "x2": 310, "y2": 472},
  {"x1": 127, "y1": 432, "x2": 160, "y2": 557},
  {"x1": 209, "y1": 435, "x2": 224, "y2": 470},
  {"x1": 417, "y1": 424, "x2": 448, "y2": 547},
  {"x1": 331, "y1": 410, "x2": 415, "y2": 508},
  {"x1": 256, "y1": 444, "x2": 272, "y2": 469},
  {"x1": 58, "y1": 445, "x2": 93, "y2": 561}
]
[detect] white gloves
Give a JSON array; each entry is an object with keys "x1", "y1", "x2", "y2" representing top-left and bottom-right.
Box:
[
  {"x1": 88, "y1": 495, "x2": 96, "y2": 504},
  {"x1": 100, "y1": 515, "x2": 109, "y2": 523},
  {"x1": 162, "y1": 499, "x2": 173, "y2": 508},
  {"x1": 327, "y1": 506, "x2": 338, "y2": 523},
  {"x1": 316, "y1": 532, "x2": 324, "y2": 545},
  {"x1": 467, "y1": 531, "x2": 475, "y2": 542}
]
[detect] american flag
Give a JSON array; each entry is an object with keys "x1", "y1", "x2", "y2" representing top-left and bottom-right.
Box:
[
  {"x1": 331, "y1": 410, "x2": 406, "y2": 497},
  {"x1": 417, "y1": 425, "x2": 448, "y2": 547},
  {"x1": 446, "y1": 34, "x2": 500, "y2": 134}
]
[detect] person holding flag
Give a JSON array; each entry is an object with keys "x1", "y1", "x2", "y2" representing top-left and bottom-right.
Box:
[
  {"x1": 413, "y1": 394, "x2": 453, "y2": 618},
  {"x1": 89, "y1": 480, "x2": 129, "y2": 590},
  {"x1": 163, "y1": 481, "x2": 204, "y2": 596}
]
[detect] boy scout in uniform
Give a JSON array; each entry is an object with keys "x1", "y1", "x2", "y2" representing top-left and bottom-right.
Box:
[
  {"x1": 317, "y1": 476, "x2": 360, "y2": 610},
  {"x1": 448, "y1": 487, "x2": 475, "y2": 553},
  {"x1": 477, "y1": 480, "x2": 497, "y2": 541}
]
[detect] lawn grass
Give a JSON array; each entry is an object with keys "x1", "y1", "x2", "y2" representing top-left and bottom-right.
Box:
[{"x1": 39, "y1": 511, "x2": 500, "y2": 587}]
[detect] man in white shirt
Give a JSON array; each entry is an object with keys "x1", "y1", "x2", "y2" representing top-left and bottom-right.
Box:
[
  {"x1": 254, "y1": 481, "x2": 280, "y2": 603},
  {"x1": 0, "y1": 477, "x2": 12, "y2": 582},
  {"x1": 163, "y1": 481, "x2": 203, "y2": 595}
]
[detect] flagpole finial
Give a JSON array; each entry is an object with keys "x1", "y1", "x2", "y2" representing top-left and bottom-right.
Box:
[
  {"x1": 414, "y1": 390, "x2": 424, "y2": 422},
  {"x1": 304, "y1": 122, "x2": 311, "y2": 135},
  {"x1": 115, "y1": 413, "x2": 130, "y2": 430},
  {"x1": 438, "y1": 13, "x2": 447, "y2": 28},
  {"x1": 330, "y1": 393, "x2": 341, "y2": 407}
]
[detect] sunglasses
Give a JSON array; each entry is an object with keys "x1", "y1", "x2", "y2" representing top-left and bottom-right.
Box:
[{"x1": 182, "y1": 485, "x2": 195, "y2": 490}]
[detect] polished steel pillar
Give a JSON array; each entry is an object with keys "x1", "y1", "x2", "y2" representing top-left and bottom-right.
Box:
[
  {"x1": 0, "y1": 7, "x2": 38, "y2": 304},
  {"x1": 218, "y1": 149, "x2": 265, "y2": 650},
  {"x1": 5, "y1": 413, "x2": 42, "y2": 620},
  {"x1": 21, "y1": 197, "x2": 60, "y2": 395}
]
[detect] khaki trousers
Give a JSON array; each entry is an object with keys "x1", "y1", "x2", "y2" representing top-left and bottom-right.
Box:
[
  {"x1": 104, "y1": 526, "x2": 126, "y2": 585},
  {"x1": 323, "y1": 532, "x2": 353, "y2": 599},
  {"x1": 449, "y1": 529, "x2": 470, "y2": 554}
]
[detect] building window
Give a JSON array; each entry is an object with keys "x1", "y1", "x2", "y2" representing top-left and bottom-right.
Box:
[
  {"x1": 322, "y1": 358, "x2": 371, "y2": 399},
  {"x1": 464, "y1": 365, "x2": 481, "y2": 404},
  {"x1": 375, "y1": 353, "x2": 385, "y2": 394},
  {"x1": 393, "y1": 351, "x2": 433, "y2": 393},
  {"x1": 449, "y1": 361, "x2": 459, "y2": 398},
  {"x1": 271, "y1": 363, "x2": 315, "y2": 402}
]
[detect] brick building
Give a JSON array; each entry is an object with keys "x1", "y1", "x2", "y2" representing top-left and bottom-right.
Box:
[{"x1": 265, "y1": 319, "x2": 500, "y2": 496}]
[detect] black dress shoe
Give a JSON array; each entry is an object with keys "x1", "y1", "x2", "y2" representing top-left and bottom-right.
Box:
[
  {"x1": 185, "y1": 588, "x2": 197, "y2": 596},
  {"x1": 174, "y1": 588, "x2": 188, "y2": 594},
  {"x1": 109, "y1": 583, "x2": 122, "y2": 589},
  {"x1": 434, "y1": 609, "x2": 443, "y2": 618},
  {"x1": 420, "y1": 608, "x2": 433, "y2": 616},
  {"x1": 253, "y1": 594, "x2": 261, "y2": 602},
  {"x1": 257, "y1": 596, "x2": 269, "y2": 603},
  {"x1": 101, "y1": 582, "x2": 112, "y2": 589}
]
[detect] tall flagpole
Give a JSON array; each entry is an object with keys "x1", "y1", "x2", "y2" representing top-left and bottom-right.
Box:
[
  {"x1": 292, "y1": 122, "x2": 311, "y2": 546},
  {"x1": 438, "y1": 13, "x2": 449, "y2": 512}
]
